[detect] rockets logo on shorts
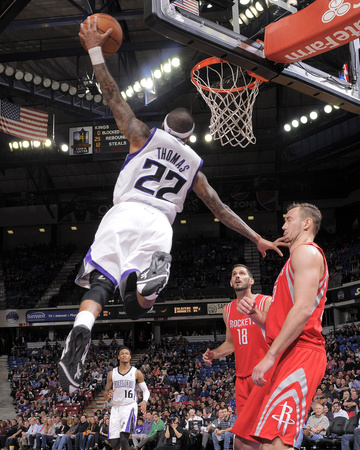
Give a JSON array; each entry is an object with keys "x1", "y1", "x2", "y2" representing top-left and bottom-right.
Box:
[
  {"x1": 254, "y1": 368, "x2": 308, "y2": 439},
  {"x1": 271, "y1": 401, "x2": 295, "y2": 434}
]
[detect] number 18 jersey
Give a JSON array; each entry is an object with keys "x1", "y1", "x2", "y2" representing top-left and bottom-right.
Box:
[
  {"x1": 225, "y1": 294, "x2": 270, "y2": 378},
  {"x1": 113, "y1": 128, "x2": 203, "y2": 225},
  {"x1": 111, "y1": 366, "x2": 137, "y2": 406}
]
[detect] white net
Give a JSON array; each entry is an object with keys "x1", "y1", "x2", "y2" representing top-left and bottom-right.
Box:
[{"x1": 191, "y1": 58, "x2": 263, "y2": 148}]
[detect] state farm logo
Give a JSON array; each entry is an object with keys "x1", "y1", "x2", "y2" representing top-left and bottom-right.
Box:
[{"x1": 322, "y1": 0, "x2": 351, "y2": 23}]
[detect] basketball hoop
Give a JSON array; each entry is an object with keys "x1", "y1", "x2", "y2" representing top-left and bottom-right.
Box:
[{"x1": 191, "y1": 57, "x2": 267, "y2": 148}]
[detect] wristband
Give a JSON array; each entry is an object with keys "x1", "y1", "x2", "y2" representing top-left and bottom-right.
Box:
[{"x1": 88, "y1": 47, "x2": 105, "y2": 66}]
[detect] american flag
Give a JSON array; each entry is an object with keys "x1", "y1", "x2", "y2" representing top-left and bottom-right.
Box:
[
  {"x1": 0, "y1": 100, "x2": 49, "y2": 141},
  {"x1": 172, "y1": 0, "x2": 199, "y2": 15}
]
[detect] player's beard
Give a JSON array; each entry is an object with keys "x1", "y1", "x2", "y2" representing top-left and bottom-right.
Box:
[{"x1": 233, "y1": 281, "x2": 250, "y2": 292}]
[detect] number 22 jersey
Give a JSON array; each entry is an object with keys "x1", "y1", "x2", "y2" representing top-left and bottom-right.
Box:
[
  {"x1": 113, "y1": 128, "x2": 203, "y2": 225},
  {"x1": 225, "y1": 294, "x2": 270, "y2": 378}
]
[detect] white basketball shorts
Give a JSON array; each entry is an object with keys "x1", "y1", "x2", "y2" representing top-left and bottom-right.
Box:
[
  {"x1": 75, "y1": 201, "x2": 173, "y2": 299},
  {"x1": 109, "y1": 402, "x2": 137, "y2": 438}
]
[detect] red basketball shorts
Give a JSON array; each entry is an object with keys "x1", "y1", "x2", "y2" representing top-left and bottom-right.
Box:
[{"x1": 232, "y1": 345, "x2": 326, "y2": 446}]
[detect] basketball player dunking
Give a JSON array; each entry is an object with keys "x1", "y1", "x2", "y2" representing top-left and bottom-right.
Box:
[
  {"x1": 203, "y1": 264, "x2": 273, "y2": 450},
  {"x1": 236, "y1": 203, "x2": 328, "y2": 450},
  {"x1": 104, "y1": 346, "x2": 149, "y2": 450},
  {"x1": 59, "y1": 15, "x2": 288, "y2": 394}
]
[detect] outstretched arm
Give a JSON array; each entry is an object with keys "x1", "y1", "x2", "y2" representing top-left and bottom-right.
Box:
[
  {"x1": 79, "y1": 17, "x2": 150, "y2": 153},
  {"x1": 193, "y1": 171, "x2": 288, "y2": 257}
]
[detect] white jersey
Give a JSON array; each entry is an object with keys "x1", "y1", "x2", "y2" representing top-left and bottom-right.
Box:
[
  {"x1": 111, "y1": 366, "x2": 137, "y2": 406},
  {"x1": 113, "y1": 128, "x2": 203, "y2": 224}
]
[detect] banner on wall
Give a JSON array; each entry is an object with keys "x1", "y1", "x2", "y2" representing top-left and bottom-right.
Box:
[
  {"x1": 207, "y1": 302, "x2": 228, "y2": 315},
  {"x1": 69, "y1": 126, "x2": 93, "y2": 155}
]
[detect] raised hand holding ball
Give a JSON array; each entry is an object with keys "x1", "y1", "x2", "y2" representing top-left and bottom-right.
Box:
[{"x1": 80, "y1": 13, "x2": 123, "y2": 57}]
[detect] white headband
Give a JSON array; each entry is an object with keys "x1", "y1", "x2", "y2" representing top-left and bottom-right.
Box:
[{"x1": 163, "y1": 114, "x2": 195, "y2": 139}]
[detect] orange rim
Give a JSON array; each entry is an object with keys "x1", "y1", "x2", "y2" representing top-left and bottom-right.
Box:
[{"x1": 190, "y1": 57, "x2": 268, "y2": 93}]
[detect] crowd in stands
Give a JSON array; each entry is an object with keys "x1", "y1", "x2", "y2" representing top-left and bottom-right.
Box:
[
  {"x1": 3, "y1": 321, "x2": 360, "y2": 449},
  {"x1": 2, "y1": 244, "x2": 76, "y2": 310},
  {"x1": 2, "y1": 231, "x2": 359, "y2": 309}
]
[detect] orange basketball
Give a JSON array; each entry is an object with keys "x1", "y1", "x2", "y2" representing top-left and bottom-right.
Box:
[{"x1": 81, "y1": 13, "x2": 123, "y2": 57}]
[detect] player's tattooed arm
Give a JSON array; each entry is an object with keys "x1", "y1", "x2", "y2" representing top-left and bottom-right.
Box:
[
  {"x1": 193, "y1": 171, "x2": 285, "y2": 257},
  {"x1": 193, "y1": 171, "x2": 262, "y2": 241},
  {"x1": 79, "y1": 18, "x2": 150, "y2": 152},
  {"x1": 93, "y1": 64, "x2": 151, "y2": 152}
]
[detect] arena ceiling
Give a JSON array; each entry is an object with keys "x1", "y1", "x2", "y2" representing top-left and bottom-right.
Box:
[{"x1": 0, "y1": 0, "x2": 360, "y2": 212}]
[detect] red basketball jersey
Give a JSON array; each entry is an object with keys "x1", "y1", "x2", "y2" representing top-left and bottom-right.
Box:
[
  {"x1": 266, "y1": 242, "x2": 328, "y2": 350},
  {"x1": 225, "y1": 294, "x2": 270, "y2": 378}
]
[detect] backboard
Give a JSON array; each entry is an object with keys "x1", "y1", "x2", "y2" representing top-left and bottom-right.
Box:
[{"x1": 144, "y1": 0, "x2": 360, "y2": 114}]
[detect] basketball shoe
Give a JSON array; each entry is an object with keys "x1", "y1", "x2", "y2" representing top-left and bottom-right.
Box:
[
  {"x1": 58, "y1": 325, "x2": 91, "y2": 393},
  {"x1": 137, "y1": 251, "x2": 172, "y2": 299}
]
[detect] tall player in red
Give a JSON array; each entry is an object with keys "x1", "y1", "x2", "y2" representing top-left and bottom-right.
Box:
[
  {"x1": 203, "y1": 264, "x2": 272, "y2": 450},
  {"x1": 236, "y1": 203, "x2": 328, "y2": 450}
]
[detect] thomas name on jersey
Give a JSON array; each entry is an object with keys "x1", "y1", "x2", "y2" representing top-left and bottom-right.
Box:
[
  {"x1": 229, "y1": 318, "x2": 256, "y2": 328},
  {"x1": 157, "y1": 147, "x2": 190, "y2": 172}
]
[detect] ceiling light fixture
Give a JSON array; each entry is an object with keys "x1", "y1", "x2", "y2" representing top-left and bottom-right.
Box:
[
  {"x1": 133, "y1": 81, "x2": 142, "y2": 92},
  {"x1": 24, "y1": 72, "x2": 33, "y2": 82},
  {"x1": 163, "y1": 62, "x2": 171, "y2": 73},
  {"x1": 255, "y1": 1, "x2": 264, "y2": 11},
  {"x1": 60, "y1": 82, "x2": 69, "y2": 92},
  {"x1": 33, "y1": 75, "x2": 42, "y2": 85},
  {"x1": 15, "y1": 70, "x2": 24, "y2": 80},
  {"x1": 5, "y1": 66, "x2": 15, "y2": 77},
  {"x1": 171, "y1": 57, "x2": 180, "y2": 68},
  {"x1": 126, "y1": 86, "x2": 134, "y2": 97},
  {"x1": 43, "y1": 78, "x2": 51, "y2": 88},
  {"x1": 153, "y1": 69, "x2": 162, "y2": 79}
]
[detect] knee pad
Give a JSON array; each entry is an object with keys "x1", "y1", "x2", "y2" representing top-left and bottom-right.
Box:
[
  {"x1": 81, "y1": 270, "x2": 114, "y2": 309},
  {"x1": 123, "y1": 291, "x2": 151, "y2": 321}
]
